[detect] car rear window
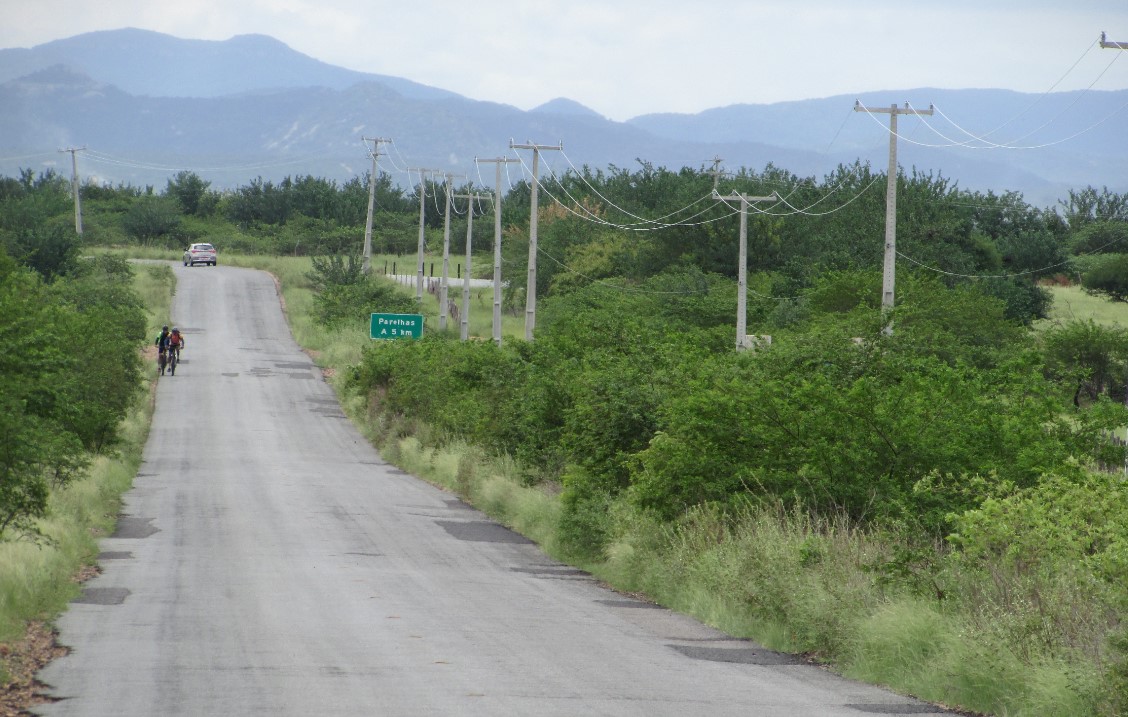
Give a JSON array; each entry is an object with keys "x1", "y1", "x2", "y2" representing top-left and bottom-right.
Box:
[{"x1": 195, "y1": 244, "x2": 215, "y2": 251}]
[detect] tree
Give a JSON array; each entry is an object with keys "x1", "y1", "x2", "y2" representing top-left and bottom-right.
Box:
[
  {"x1": 121, "y1": 196, "x2": 183, "y2": 245},
  {"x1": 1082, "y1": 254, "x2": 1128, "y2": 302},
  {"x1": 1042, "y1": 319, "x2": 1128, "y2": 406},
  {"x1": 1062, "y1": 186, "x2": 1128, "y2": 231},
  {"x1": 50, "y1": 255, "x2": 147, "y2": 449},
  {"x1": 225, "y1": 177, "x2": 291, "y2": 226},
  {"x1": 0, "y1": 169, "x2": 79, "y2": 279},
  {"x1": 0, "y1": 254, "x2": 87, "y2": 537},
  {"x1": 165, "y1": 171, "x2": 214, "y2": 216},
  {"x1": 1070, "y1": 221, "x2": 1128, "y2": 256}
]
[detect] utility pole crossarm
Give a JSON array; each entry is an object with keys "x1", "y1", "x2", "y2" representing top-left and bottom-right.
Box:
[
  {"x1": 853, "y1": 100, "x2": 934, "y2": 117},
  {"x1": 509, "y1": 141, "x2": 564, "y2": 151},
  {"x1": 712, "y1": 190, "x2": 779, "y2": 203},
  {"x1": 1102, "y1": 32, "x2": 1128, "y2": 50}
]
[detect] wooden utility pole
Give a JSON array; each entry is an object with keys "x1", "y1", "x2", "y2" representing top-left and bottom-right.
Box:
[
  {"x1": 454, "y1": 191, "x2": 492, "y2": 341},
  {"x1": 59, "y1": 146, "x2": 85, "y2": 236},
  {"x1": 509, "y1": 140, "x2": 562, "y2": 341},
  {"x1": 853, "y1": 102, "x2": 933, "y2": 317},
  {"x1": 361, "y1": 136, "x2": 391, "y2": 274},
  {"x1": 475, "y1": 157, "x2": 520, "y2": 345},
  {"x1": 713, "y1": 190, "x2": 779, "y2": 351}
]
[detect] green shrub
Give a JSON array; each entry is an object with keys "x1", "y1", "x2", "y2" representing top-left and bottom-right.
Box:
[
  {"x1": 557, "y1": 468, "x2": 614, "y2": 560},
  {"x1": 1082, "y1": 253, "x2": 1128, "y2": 302},
  {"x1": 121, "y1": 196, "x2": 183, "y2": 246}
]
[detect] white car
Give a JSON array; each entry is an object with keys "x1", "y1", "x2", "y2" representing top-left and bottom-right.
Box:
[{"x1": 183, "y1": 243, "x2": 217, "y2": 267}]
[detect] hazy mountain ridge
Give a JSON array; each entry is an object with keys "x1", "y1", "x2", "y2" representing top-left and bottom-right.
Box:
[
  {"x1": 0, "y1": 27, "x2": 459, "y2": 101},
  {"x1": 0, "y1": 29, "x2": 1123, "y2": 207}
]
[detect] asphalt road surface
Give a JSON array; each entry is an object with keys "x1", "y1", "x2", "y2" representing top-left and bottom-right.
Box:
[{"x1": 35, "y1": 264, "x2": 954, "y2": 716}]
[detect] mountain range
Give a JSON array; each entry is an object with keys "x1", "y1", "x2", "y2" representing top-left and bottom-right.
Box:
[{"x1": 1, "y1": 27, "x2": 1126, "y2": 208}]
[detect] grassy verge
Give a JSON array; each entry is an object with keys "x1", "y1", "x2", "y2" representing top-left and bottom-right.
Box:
[
  {"x1": 356, "y1": 427, "x2": 1114, "y2": 715},
  {"x1": 1038, "y1": 284, "x2": 1128, "y2": 329},
  {"x1": 0, "y1": 263, "x2": 174, "y2": 693}
]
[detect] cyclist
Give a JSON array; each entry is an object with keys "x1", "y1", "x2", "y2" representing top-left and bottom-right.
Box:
[
  {"x1": 169, "y1": 327, "x2": 185, "y2": 362},
  {"x1": 155, "y1": 325, "x2": 171, "y2": 353},
  {"x1": 154, "y1": 325, "x2": 172, "y2": 374}
]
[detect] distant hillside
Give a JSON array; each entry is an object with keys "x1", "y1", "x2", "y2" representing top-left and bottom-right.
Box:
[
  {"x1": 0, "y1": 29, "x2": 1123, "y2": 208},
  {"x1": 0, "y1": 27, "x2": 458, "y2": 101},
  {"x1": 531, "y1": 98, "x2": 608, "y2": 120}
]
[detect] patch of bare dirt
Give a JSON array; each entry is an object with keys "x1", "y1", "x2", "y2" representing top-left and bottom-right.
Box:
[
  {"x1": 0, "y1": 621, "x2": 66, "y2": 715},
  {"x1": 0, "y1": 565, "x2": 98, "y2": 715}
]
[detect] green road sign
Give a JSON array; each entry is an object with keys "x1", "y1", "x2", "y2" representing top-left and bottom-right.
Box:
[{"x1": 370, "y1": 313, "x2": 424, "y2": 340}]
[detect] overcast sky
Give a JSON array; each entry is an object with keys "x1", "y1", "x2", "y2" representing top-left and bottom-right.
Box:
[{"x1": 3, "y1": 0, "x2": 1128, "y2": 121}]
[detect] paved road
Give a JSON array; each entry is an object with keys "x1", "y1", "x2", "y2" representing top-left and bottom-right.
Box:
[{"x1": 35, "y1": 264, "x2": 952, "y2": 716}]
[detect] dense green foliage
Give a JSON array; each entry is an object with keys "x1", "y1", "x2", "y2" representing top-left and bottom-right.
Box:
[
  {"x1": 6, "y1": 158, "x2": 1128, "y2": 713},
  {"x1": 347, "y1": 271, "x2": 1125, "y2": 534},
  {"x1": 1082, "y1": 253, "x2": 1128, "y2": 301},
  {"x1": 0, "y1": 170, "x2": 150, "y2": 539},
  {"x1": 0, "y1": 246, "x2": 146, "y2": 538}
]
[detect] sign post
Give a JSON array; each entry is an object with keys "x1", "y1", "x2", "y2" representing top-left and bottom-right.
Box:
[{"x1": 370, "y1": 313, "x2": 424, "y2": 340}]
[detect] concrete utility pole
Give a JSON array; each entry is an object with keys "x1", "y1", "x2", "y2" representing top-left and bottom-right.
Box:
[
  {"x1": 454, "y1": 191, "x2": 492, "y2": 341},
  {"x1": 361, "y1": 136, "x2": 391, "y2": 274},
  {"x1": 59, "y1": 146, "x2": 85, "y2": 236},
  {"x1": 408, "y1": 168, "x2": 439, "y2": 301},
  {"x1": 438, "y1": 173, "x2": 465, "y2": 332},
  {"x1": 1101, "y1": 30, "x2": 1128, "y2": 469},
  {"x1": 713, "y1": 189, "x2": 779, "y2": 351},
  {"x1": 1101, "y1": 31, "x2": 1128, "y2": 50},
  {"x1": 509, "y1": 140, "x2": 563, "y2": 341},
  {"x1": 476, "y1": 157, "x2": 520, "y2": 345},
  {"x1": 705, "y1": 156, "x2": 725, "y2": 190},
  {"x1": 853, "y1": 102, "x2": 933, "y2": 316}
]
